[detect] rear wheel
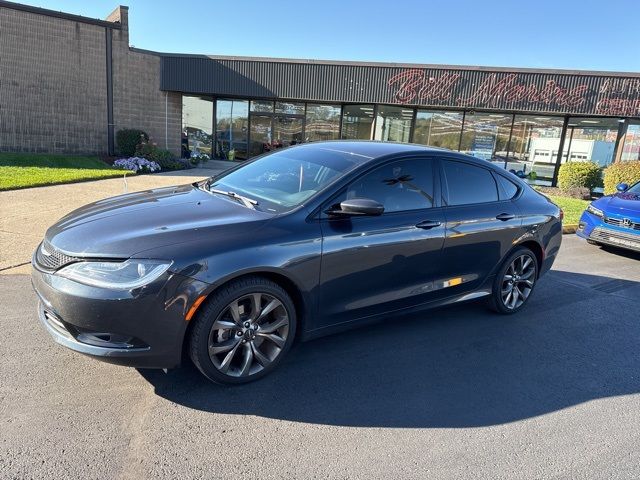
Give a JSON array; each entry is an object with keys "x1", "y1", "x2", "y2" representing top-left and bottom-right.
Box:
[
  {"x1": 487, "y1": 247, "x2": 538, "y2": 314},
  {"x1": 189, "y1": 277, "x2": 296, "y2": 384}
]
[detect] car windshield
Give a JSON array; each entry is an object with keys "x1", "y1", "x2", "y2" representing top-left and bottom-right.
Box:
[
  {"x1": 627, "y1": 182, "x2": 640, "y2": 194},
  {"x1": 205, "y1": 146, "x2": 365, "y2": 213}
]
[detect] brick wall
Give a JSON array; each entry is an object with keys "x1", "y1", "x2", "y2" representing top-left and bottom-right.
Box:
[
  {"x1": 0, "y1": 6, "x2": 108, "y2": 153},
  {"x1": 110, "y1": 6, "x2": 181, "y2": 155},
  {"x1": 0, "y1": 3, "x2": 182, "y2": 155}
]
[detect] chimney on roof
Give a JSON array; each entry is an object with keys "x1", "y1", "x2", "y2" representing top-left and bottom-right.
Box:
[{"x1": 105, "y1": 5, "x2": 128, "y2": 31}]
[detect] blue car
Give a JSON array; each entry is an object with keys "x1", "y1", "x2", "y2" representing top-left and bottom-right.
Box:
[{"x1": 577, "y1": 181, "x2": 640, "y2": 252}]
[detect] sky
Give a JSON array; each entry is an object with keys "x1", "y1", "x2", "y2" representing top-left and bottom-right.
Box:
[{"x1": 17, "y1": 0, "x2": 640, "y2": 72}]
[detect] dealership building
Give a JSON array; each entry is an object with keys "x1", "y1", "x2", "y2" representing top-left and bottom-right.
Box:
[{"x1": 2, "y1": 1, "x2": 640, "y2": 186}]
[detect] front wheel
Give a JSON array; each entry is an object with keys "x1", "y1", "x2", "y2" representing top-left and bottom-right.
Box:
[
  {"x1": 487, "y1": 247, "x2": 538, "y2": 314},
  {"x1": 189, "y1": 277, "x2": 296, "y2": 384}
]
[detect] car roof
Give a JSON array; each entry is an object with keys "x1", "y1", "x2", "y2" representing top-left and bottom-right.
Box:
[
  {"x1": 291, "y1": 140, "x2": 504, "y2": 171},
  {"x1": 292, "y1": 140, "x2": 443, "y2": 161}
]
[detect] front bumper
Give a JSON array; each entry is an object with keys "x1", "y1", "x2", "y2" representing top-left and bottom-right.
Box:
[
  {"x1": 577, "y1": 211, "x2": 640, "y2": 252},
  {"x1": 32, "y1": 261, "x2": 209, "y2": 369}
]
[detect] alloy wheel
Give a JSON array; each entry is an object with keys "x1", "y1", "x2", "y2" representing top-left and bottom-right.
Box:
[
  {"x1": 501, "y1": 254, "x2": 536, "y2": 310},
  {"x1": 208, "y1": 292, "x2": 290, "y2": 377}
]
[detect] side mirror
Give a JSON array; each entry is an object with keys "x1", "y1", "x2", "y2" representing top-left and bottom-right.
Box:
[
  {"x1": 327, "y1": 198, "x2": 384, "y2": 217},
  {"x1": 616, "y1": 183, "x2": 629, "y2": 192}
]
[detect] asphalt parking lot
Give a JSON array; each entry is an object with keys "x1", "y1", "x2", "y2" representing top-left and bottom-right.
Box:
[{"x1": 1, "y1": 235, "x2": 639, "y2": 479}]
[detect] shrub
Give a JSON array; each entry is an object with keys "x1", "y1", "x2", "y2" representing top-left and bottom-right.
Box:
[
  {"x1": 113, "y1": 157, "x2": 160, "y2": 173},
  {"x1": 157, "y1": 158, "x2": 190, "y2": 171},
  {"x1": 603, "y1": 160, "x2": 640, "y2": 194},
  {"x1": 134, "y1": 139, "x2": 185, "y2": 170},
  {"x1": 116, "y1": 129, "x2": 148, "y2": 157},
  {"x1": 190, "y1": 153, "x2": 210, "y2": 166},
  {"x1": 557, "y1": 161, "x2": 602, "y2": 191}
]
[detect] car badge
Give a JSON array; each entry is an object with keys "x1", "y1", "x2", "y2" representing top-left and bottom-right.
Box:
[{"x1": 622, "y1": 218, "x2": 632, "y2": 228}]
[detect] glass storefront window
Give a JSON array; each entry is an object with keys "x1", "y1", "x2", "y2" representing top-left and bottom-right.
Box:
[
  {"x1": 275, "y1": 101, "x2": 305, "y2": 115},
  {"x1": 341, "y1": 104, "x2": 375, "y2": 140},
  {"x1": 305, "y1": 104, "x2": 341, "y2": 142},
  {"x1": 413, "y1": 110, "x2": 464, "y2": 150},
  {"x1": 182, "y1": 95, "x2": 213, "y2": 158},
  {"x1": 216, "y1": 99, "x2": 249, "y2": 160},
  {"x1": 565, "y1": 117, "x2": 619, "y2": 168},
  {"x1": 374, "y1": 105, "x2": 413, "y2": 142},
  {"x1": 251, "y1": 100, "x2": 274, "y2": 113},
  {"x1": 459, "y1": 112, "x2": 513, "y2": 161},
  {"x1": 508, "y1": 115, "x2": 564, "y2": 185},
  {"x1": 619, "y1": 123, "x2": 640, "y2": 162}
]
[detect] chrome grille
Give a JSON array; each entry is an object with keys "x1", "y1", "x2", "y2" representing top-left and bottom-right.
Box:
[
  {"x1": 590, "y1": 227, "x2": 640, "y2": 251},
  {"x1": 604, "y1": 217, "x2": 640, "y2": 231},
  {"x1": 35, "y1": 241, "x2": 77, "y2": 270}
]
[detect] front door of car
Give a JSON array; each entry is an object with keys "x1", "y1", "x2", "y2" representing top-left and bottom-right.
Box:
[
  {"x1": 438, "y1": 158, "x2": 523, "y2": 295},
  {"x1": 316, "y1": 156, "x2": 447, "y2": 329}
]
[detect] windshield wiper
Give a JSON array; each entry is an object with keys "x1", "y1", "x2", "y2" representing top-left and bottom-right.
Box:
[{"x1": 209, "y1": 188, "x2": 258, "y2": 210}]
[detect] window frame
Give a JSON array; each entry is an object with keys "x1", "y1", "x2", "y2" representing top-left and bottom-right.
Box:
[
  {"x1": 492, "y1": 171, "x2": 522, "y2": 201},
  {"x1": 319, "y1": 155, "x2": 441, "y2": 219},
  {"x1": 438, "y1": 157, "x2": 505, "y2": 207}
]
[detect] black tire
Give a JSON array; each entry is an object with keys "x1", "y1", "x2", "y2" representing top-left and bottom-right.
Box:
[
  {"x1": 189, "y1": 276, "x2": 297, "y2": 385},
  {"x1": 487, "y1": 247, "x2": 538, "y2": 315}
]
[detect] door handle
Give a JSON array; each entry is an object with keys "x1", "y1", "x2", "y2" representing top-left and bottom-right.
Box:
[
  {"x1": 416, "y1": 220, "x2": 442, "y2": 229},
  {"x1": 496, "y1": 213, "x2": 515, "y2": 221}
]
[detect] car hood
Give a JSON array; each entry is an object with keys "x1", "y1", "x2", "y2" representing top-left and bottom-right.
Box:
[
  {"x1": 45, "y1": 183, "x2": 273, "y2": 257},
  {"x1": 595, "y1": 191, "x2": 640, "y2": 219}
]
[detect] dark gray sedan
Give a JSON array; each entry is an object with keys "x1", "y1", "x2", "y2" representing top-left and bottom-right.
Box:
[{"x1": 32, "y1": 141, "x2": 562, "y2": 384}]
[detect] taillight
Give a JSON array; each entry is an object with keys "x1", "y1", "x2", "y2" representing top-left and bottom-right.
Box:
[{"x1": 559, "y1": 209, "x2": 564, "y2": 222}]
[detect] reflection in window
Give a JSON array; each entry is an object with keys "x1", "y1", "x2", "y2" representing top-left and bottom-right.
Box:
[
  {"x1": 374, "y1": 105, "x2": 413, "y2": 142},
  {"x1": 509, "y1": 115, "x2": 564, "y2": 186},
  {"x1": 413, "y1": 111, "x2": 464, "y2": 150},
  {"x1": 275, "y1": 102, "x2": 305, "y2": 115},
  {"x1": 346, "y1": 158, "x2": 434, "y2": 212},
  {"x1": 216, "y1": 99, "x2": 249, "y2": 160},
  {"x1": 182, "y1": 95, "x2": 213, "y2": 158},
  {"x1": 620, "y1": 123, "x2": 640, "y2": 162},
  {"x1": 305, "y1": 104, "x2": 341, "y2": 142},
  {"x1": 251, "y1": 100, "x2": 274, "y2": 113},
  {"x1": 565, "y1": 117, "x2": 619, "y2": 168},
  {"x1": 459, "y1": 112, "x2": 512, "y2": 161},
  {"x1": 341, "y1": 105, "x2": 375, "y2": 140}
]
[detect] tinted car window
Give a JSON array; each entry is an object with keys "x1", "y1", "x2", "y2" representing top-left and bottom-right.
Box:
[
  {"x1": 345, "y1": 158, "x2": 434, "y2": 213},
  {"x1": 495, "y1": 173, "x2": 519, "y2": 200},
  {"x1": 442, "y1": 160, "x2": 498, "y2": 205}
]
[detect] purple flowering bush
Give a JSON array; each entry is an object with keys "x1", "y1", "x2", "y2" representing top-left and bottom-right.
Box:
[{"x1": 113, "y1": 157, "x2": 161, "y2": 173}]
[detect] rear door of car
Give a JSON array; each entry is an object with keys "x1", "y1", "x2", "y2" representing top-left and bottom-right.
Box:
[{"x1": 438, "y1": 158, "x2": 523, "y2": 295}]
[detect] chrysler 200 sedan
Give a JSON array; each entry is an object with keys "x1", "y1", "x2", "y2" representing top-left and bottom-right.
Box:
[{"x1": 32, "y1": 141, "x2": 563, "y2": 384}]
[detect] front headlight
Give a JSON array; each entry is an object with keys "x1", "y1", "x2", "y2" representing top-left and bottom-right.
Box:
[
  {"x1": 57, "y1": 259, "x2": 172, "y2": 289},
  {"x1": 586, "y1": 204, "x2": 604, "y2": 218}
]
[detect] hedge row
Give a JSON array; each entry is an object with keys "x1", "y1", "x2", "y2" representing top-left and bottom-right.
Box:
[
  {"x1": 557, "y1": 160, "x2": 640, "y2": 194},
  {"x1": 603, "y1": 161, "x2": 640, "y2": 194}
]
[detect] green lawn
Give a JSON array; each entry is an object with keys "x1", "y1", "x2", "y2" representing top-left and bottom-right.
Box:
[
  {"x1": 546, "y1": 195, "x2": 589, "y2": 225},
  {"x1": 0, "y1": 153, "x2": 132, "y2": 191}
]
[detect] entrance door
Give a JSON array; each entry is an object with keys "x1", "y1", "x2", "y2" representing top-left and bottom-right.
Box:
[{"x1": 250, "y1": 115, "x2": 272, "y2": 157}]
